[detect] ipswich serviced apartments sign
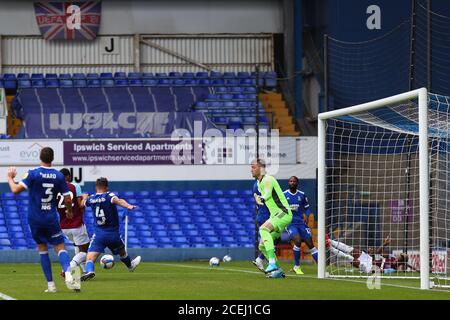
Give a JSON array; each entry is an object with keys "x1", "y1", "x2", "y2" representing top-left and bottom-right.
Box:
[
  {"x1": 34, "y1": 1, "x2": 101, "y2": 40},
  {"x1": 63, "y1": 140, "x2": 199, "y2": 165}
]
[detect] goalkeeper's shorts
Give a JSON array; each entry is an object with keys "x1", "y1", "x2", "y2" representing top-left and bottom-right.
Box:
[{"x1": 269, "y1": 211, "x2": 293, "y2": 234}]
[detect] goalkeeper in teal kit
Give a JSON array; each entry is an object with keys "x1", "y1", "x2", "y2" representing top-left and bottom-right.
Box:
[{"x1": 251, "y1": 159, "x2": 292, "y2": 278}]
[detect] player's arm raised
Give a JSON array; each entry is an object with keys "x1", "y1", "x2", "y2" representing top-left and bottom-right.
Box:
[
  {"x1": 79, "y1": 193, "x2": 89, "y2": 209},
  {"x1": 64, "y1": 194, "x2": 74, "y2": 219},
  {"x1": 112, "y1": 197, "x2": 137, "y2": 210},
  {"x1": 7, "y1": 167, "x2": 26, "y2": 194}
]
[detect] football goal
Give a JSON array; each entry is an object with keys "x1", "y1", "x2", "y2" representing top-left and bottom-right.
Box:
[{"x1": 317, "y1": 88, "x2": 449, "y2": 290}]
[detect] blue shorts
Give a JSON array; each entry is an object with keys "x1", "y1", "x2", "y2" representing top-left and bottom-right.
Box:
[
  {"x1": 29, "y1": 220, "x2": 65, "y2": 246},
  {"x1": 257, "y1": 214, "x2": 270, "y2": 227},
  {"x1": 285, "y1": 223, "x2": 312, "y2": 241},
  {"x1": 88, "y1": 230, "x2": 125, "y2": 255}
]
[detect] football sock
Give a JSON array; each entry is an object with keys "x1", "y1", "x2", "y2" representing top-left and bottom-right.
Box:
[
  {"x1": 58, "y1": 250, "x2": 71, "y2": 273},
  {"x1": 39, "y1": 251, "x2": 53, "y2": 282},
  {"x1": 258, "y1": 252, "x2": 266, "y2": 261},
  {"x1": 70, "y1": 252, "x2": 87, "y2": 269},
  {"x1": 120, "y1": 255, "x2": 132, "y2": 268},
  {"x1": 330, "y1": 239, "x2": 354, "y2": 254},
  {"x1": 330, "y1": 247, "x2": 354, "y2": 262},
  {"x1": 310, "y1": 247, "x2": 318, "y2": 263},
  {"x1": 85, "y1": 260, "x2": 95, "y2": 273},
  {"x1": 293, "y1": 245, "x2": 301, "y2": 267}
]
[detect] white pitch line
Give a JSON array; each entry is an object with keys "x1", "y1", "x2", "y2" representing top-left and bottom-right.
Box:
[
  {"x1": 152, "y1": 263, "x2": 450, "y2": 293},
  {"x1": 0, "y1": 292, "x2": 16, "y2": 300}
]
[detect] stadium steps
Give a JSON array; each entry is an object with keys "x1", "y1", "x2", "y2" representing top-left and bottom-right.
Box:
[
  {"x1": 6, "y1": 95, "x2": 21, "y2": 137},
  {"x1": 259, "y1": 92, "x2": 299, "y2": 136}
]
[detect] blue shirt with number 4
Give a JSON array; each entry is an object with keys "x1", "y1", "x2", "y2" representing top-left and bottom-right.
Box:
[{"x1": 84, "y1": 192, "x2": 120, "y2": 232}]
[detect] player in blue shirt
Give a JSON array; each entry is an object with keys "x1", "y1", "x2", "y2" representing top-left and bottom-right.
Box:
[
  {"x1": 6, "y1": 147, "x2": 80, "y2": 293},
  {"x1": 283, "y1": 176, "x2": 318, "y2": 274},
  {"x1": 251, "y1": 181, "x2": 271, "y2": 272},
  {"x1": 80, "y1": 177, "x2": 141, "y2": 281}
]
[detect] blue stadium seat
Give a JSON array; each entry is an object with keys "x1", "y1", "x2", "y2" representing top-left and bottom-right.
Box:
[
  {"x1": 60, "y1": 79, "x2": 73, "y2": 88},
  {"x1": 194, "y1": 190, "x2": 209, "y2": 198},
  {"x1": 0, "y1": 239, "x2": 11, "y2": 246},
  {"x1": 143, "y1": 79, "x2": 157, "y2": 86},
  {"x1": 219, "y1": 94, "x2": 233, "y2": 100},
  {"x1": 45, "y1": 73, "x2": 58, "y2": 79},
  {"x1": 101, "y1": 79, "x2": 114, "y2": 87},
  {"x1": 129, "y1": 79, "x2": 143, "y2": 86},
  {"x1": 184, "y1": 79, "x2": 198, "y2": 86},
  {"x1": 18, "y1": 80, "x2": 31, "y2": 89},
  {"x1": 158, "y1": 79, "x2": 172, "y2": 86},
  {"x1": 240, "y1": 79, "x2": 255, "y2": 86},
  {"x1": 237, "y1": 72, "x2": 250, "y2": 79},
  {"x1": 155, "y1": 73, "x2": 168, "y2": 78},
  {"x1": 210, "y1": 71, "x2": 222, "y2": 78},
  {"x1": 45, "y1": 79, "x2": 59, "y2": 88},
  {"x1": 173, "y1": 79, "x2": 185, "y2": 86},
  {"x1": 114, "y1": 72, "x2": 127, "y2": 79},
  {"x1": 212, "y1": 79, "x2": 225, "y2": 86},
  {"x1": 198, "y1": 79, "x2": 211, "y2": 86},
  {"x1": 32, "y1": 79, "x2": 45, "y2": 88},
  {"x1": 225, "y1": 79, "x2": 240, "y2": 86},
  {"x1": 167, "y1": 190, "x2": 179, "y2": 198},
  {"x1": 136, "y1": 191, "x2": 150, "y2": 199},
  {"x1": 58, "y1": 73, "x2": 72, "y2": 79},
  {"x1": 223, "y1": 72, "x2": 236, "y2": 78},
  {"x1": 195, "y1": 72, "x2": 208, "y2": 78},
  {"x1": 128, "y1": 72, "x2": 142, "y2": 78},
  {"x1": 178, "y1": 217, "x2": 192, "y2": 224},
  {"x1": 87, "y1": 73, "x2": 99, "y2": 79},
  {"x1": 73, "y1": 79, "x2": 87, "y2": 87},
  {"x1": 182, "y1": 72, "x2": 195, "y2": 79},
  {"x1": 72, "y1": 73, "x2": 86, "y2": 79},
  {"x1": 2, "y1": 192, "x2": 15, "y2": 199},
  {"x1": 181, "y1": 190, "x2": 194, "y2": 198},
  {"x1": 169, "y1": 72, "x2": 181, "y2": 78},
  {"x1": 115, "y1": 79, "x2": 129, "y2": 87},
  {"x1": 227, "y1": 117, "x2": 242, "y2": 129},
  {"x1": 243, "y1": 86, "x2": 257, "y2": 93},
  {"x1": 17, "y1": 73, "x2": 30, "y2": 79},
  {"x1": 87, "y1": 79, "x2": 101, "y2": 87},
  {"x1": 142, "y1": 72, "x2": 154, "y2": 79},
  {"x1": 30, "y1": 73, "x2": 43, "y2": 79}
]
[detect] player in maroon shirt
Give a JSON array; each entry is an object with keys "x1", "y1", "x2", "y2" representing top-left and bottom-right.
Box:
[{"x1": 57, "y1": 168, "x2": 90, "y2": 275}]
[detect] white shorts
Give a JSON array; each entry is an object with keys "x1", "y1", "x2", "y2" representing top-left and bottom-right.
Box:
[
  {"x1": 358, "y1": 252, "x2": 373, "y2": 273},
  {"x1": 62, "y1": 224, "x2": 90, "y2": 246}
]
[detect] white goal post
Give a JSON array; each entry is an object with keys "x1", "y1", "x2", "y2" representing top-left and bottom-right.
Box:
[{"x1": 317, "y1": 88, "x2": 450, "y2": 290}]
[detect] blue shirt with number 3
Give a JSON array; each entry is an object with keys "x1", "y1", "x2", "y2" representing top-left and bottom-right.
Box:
[{"x1": 20, "y1": 166, "x2": 69, "y2": 225}]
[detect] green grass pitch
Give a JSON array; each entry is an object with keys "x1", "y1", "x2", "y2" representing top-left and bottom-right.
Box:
[{"x1": 0, "y1": 261, "x2": 449, "y2": 300}]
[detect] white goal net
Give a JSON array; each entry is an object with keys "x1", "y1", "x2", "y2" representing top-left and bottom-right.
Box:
[{"x1": 318, "y1": 89, "x2": 449, "y2": 289}]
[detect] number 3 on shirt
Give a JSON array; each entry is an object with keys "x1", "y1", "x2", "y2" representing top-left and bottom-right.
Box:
[{"x1": 95, "y1": 206, "x2": 106, "y2": 225}]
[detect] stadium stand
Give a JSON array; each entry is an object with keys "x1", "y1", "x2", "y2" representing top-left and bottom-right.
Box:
[
  {"x1": 0, "y1": 189, "x2": 257, "y2": 250},
  {"x1": 7, "y1": 71, "x2": 277, "y2": 138}
]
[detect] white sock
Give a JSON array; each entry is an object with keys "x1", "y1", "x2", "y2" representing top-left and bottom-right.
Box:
[
  {"x1": 255, "y1": 257, "x2": 264, "y2": 264},
  {"x1": 330, "y1": 240, "x2": 354, "y2": 254},
  {"x1": 330, "y1": 247, "x2": 354, "y2": 262},
  {"x1": 80, "y1": 262, "x2": 86, "y2": 273},
  {"x1": 269, "y1": 258, "x2": 276, "y2": 264},
  {"x1": 48, "y1": 281, "x2": 55, "y2": 288},
  {"x1": 70, "y1": 252, "x2": 87, "y2": 269}
]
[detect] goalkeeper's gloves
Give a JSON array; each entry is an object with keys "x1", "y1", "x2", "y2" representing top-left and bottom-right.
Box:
[{"x1": 253, "y1": 193, "x2": 265, "y2": 206}]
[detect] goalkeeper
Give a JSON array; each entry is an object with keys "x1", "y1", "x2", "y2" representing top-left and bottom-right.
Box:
[{"x1": 251, "y1": 159, "x2": 293, "y2": 276}]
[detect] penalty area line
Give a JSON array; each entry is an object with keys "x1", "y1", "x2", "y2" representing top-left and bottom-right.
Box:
[{"x1": 0, "y1": 292, "x2": 16, "y2": 300}]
